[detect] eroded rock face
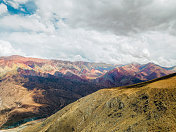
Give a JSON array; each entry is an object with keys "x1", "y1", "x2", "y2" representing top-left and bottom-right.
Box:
[
  {"x1": 106, "y1": 97, "x2": 125, "y2": 109},
  {"x1": 21, "y1": 73, "x2": 176, "y2": 132}
]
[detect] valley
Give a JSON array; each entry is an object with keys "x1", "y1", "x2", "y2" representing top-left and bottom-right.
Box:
[{"x1": 18, "y1": 73, "x2": 176, "y2": 132}]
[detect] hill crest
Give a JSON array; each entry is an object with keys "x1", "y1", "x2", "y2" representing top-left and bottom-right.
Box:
[{"x1": 21, "y1": 73, "x2": 176, "y2": 132}]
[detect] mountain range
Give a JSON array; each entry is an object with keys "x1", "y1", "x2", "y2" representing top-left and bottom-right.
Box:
[
  {"x1": 0, "y1": 55, "x2": 175, "y2": 84},
  {"x1": 9, "y1": 73, "x2": 176, "y2": 132},
  {"x1": 0, "y1": 55, "x2": 118, "y2": 80},
  {"x1": 0, "y1": 55, "x2": 175, "y2": 129},
  {"x1": 96, "y1": 62, "x2": 174, "y2": 87}
]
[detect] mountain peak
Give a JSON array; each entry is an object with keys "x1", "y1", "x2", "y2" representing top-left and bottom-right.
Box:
[
  {"x1": 0, "y1": 55, "x2": 25, "y2": 60},
  {"x1": 145, "y1": 62, "x2": 158, "y2": 66}
]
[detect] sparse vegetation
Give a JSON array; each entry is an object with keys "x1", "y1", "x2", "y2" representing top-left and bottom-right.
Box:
[{"x1": 21, "y1": 73, "x2": 176, "y2": 132}]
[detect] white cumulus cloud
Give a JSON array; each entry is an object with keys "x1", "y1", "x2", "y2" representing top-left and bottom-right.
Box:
[
  {"x1": 0, "y1": 40, "x2": 24, "y2": 56},
  {"x1": 0, "y1": 3, "x2": 7, "y2": 15}
]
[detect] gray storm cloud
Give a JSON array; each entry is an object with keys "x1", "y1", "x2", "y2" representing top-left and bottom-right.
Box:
[{"x1": 35, "y1": 0, "x2": 176, "y2": 34}]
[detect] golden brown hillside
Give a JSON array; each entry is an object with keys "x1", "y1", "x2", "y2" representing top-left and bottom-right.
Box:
[{"x1": 21, "y1": 73, "x2": 176, "y2": 132}]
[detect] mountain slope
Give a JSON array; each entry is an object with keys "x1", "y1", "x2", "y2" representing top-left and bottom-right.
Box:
[
  {"x1": 96, "y1": 63, "x2": 174, "y2": 87},
  {"x1": 22, "y1": 73, "x2": 176, "y2": 132},
  {"x1": 0, "y1": 55, "x2": 117, "y2": 79},
  {"x1": 0, "y1": 70, "x2": 103, "y2": 128}
]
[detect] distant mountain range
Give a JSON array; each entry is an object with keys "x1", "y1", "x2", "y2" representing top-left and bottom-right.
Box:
[
  {"x1": 0, "y1": 55, "x2": 118, "y2": 80},
  {"x1": 0, "y1": 55, "x2": 175, "y2": 88},
  {"x1": 0, "y1": 55, "x2": 175, "y2": 82},
  {"x1": 95, "y1": 62, "x2": 174, "y2": 87},
  {"x1": 0, "y1": 55, "x2": 175, "y2": 128}
]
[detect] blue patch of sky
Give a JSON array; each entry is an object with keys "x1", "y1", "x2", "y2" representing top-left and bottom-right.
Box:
[
  {"x1": 0, "y1": 0, "x2": 37, "y2": 15},
  {"x1": 0, "y1": 0, "x2": 67, "y2": 31}
]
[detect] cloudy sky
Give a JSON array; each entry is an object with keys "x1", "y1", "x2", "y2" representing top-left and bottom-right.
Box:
[{"x1": 0, "y1": 0, "x2": 176, "y2": 66}]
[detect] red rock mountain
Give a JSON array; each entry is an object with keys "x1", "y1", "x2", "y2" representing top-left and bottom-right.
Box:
[
  {"x1": 0, "y1": 56, "x2": 174, "y2": 87},
  {"x1": 96, "y1": 63, "x2": 174, "y2": 87},
  {"x1": 0, "y1": 55, "x2": 117, "y2": 80},
  {"x1": 0, "y1": 55, "x2": 174, "y2": 83}
]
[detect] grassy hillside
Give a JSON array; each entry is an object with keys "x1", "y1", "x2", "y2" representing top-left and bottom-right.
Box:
[{"x1": 21, "y1": 73, "x2": 176, "y2": 132}]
